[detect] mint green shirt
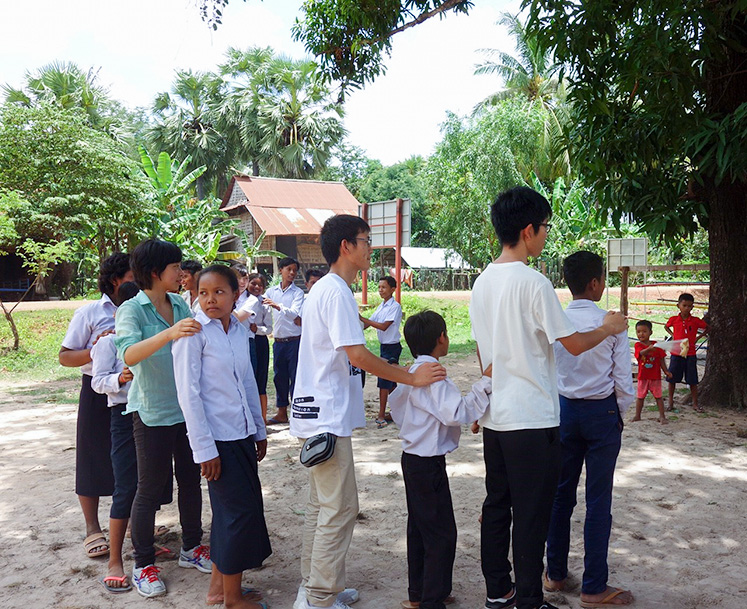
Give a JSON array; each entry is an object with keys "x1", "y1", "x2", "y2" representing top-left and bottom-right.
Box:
[{"x1": 114, "y1": 290, "x2": 192, "y2": 427}]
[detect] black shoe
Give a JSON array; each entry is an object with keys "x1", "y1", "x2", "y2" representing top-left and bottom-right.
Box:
[
  {"x1": 484, "y1": 589, "x2": 516, "y2": 609},
  {"x1": 536, "y1": 603, "x2": 559, "y2": 609}
]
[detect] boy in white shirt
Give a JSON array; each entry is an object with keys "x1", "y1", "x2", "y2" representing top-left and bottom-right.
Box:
[
  {"x1": 545, "y1": 252, "x2": 634, "y2": 607},
  {"x1": 290, "y1": 214, "x2": 446, "y2": 609},
  {"x1": 389, "y1": 310, "x2": 492, "y2": 609},
  {"x1": 469, "y1": 187, "x2": 627, "y2": 609},
  {"x1": 361, "y1": 276, "x2": 403, "y2": 427}
]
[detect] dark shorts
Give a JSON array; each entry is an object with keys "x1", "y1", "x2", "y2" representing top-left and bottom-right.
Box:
[
  {"x1": 669, "y1": 355, "x2": 699, "y2": 385},
  {"x1": 377, "y1": 342, "x2": 403, "y2": 390}
]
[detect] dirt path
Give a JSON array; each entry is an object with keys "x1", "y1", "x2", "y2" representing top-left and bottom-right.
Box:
[{"x1": 0, "y1": 350, "x2": 744, "y2": 609}]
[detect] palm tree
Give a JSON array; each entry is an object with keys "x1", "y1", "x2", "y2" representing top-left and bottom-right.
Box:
[
  {"x1": 149, "y1": 70, "x2": 232, "y2": 199},
  {"x1": 3, "y1": 61, "x2": 112, "y2": 131}
]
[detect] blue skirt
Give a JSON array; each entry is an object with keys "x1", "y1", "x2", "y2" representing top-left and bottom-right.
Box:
[{"x1": 208, "y1": 438, "x2": 272, "y2": 574}]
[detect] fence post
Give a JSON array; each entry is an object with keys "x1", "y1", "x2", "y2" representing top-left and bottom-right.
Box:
[{"x1": 620, "y1": 266, "x2": 629, "y2": 315}]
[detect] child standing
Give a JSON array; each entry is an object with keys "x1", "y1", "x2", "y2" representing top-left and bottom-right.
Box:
[
  {"x1": 389, "y1": 310, "x2": 491, "y2": 609},
  {"x1": 173, "y1": 265, "x2": 270, "y2": 609},
  {"x1": 115, "y1": 239, "x2": 210, "y2": 598},
  {"x1": 632, "y1": 320, "x2": 672, "y2": 424},
  {"x1": 665, "y1": 293, "x2": 708, "y2": 412},
  {"x1": 469, "y1": 187, "x2": 627, "y2": 609},
  {"x1": 248, "y1": 272, "x2": 272, "y2": 423},
  {"x1": 264, "y1": 257, "x2": 304, "y2": 424},
  {"x1": 180, "y1": 260, "x2": 203, "y2": 314},
  {"x1": 545, "y1": 251, "x2": 634, "y2": 608},
  {"x1": 59, "y1": 252, "x2": 133, "y2": 559},
  {"x1": 361, "y1": 276, "x2": 403, "y2": 428}
]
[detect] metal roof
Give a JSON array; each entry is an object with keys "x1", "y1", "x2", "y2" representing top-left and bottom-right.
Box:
[{"x1": 221, "y1": 176, "x2": 359, "y2": 236}]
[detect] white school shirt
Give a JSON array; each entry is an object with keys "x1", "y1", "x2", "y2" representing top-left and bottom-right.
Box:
[
  {"x1": 252, "y1": 295, "x2": 273, "y2": 336},
  {"x1": 553, "y1": 299, "x2": 635, "y2": 414},
  {"x1": 61, "y1": 294, "x2": 118, "y2": 375},
  {"x1": 235, "y1": 293, "x2": 258, "y2": 339},
  {"x1": 90, "y1": 334, "x2": 129, "y2": 407},
  {"x1": 389, "y1": 355, "x2": 491, "y2": 457},
  {"x1": 289, "y1": 273, "x2": 366, "y2": 438},
  {"x1": 469, "y1": 262, "x2": 577, "y2": 432},
  {"x1": 265, "y1": 282, "x2": 304, "y2": 339},
  {"x1": 172, "y1": 312, "x2": 267, "y2": 464},
  {"x1": 369, "y1": 297, "x2": 402, "y2": 344},
  {"x1": 181, "y1": 290, "x2": 201, "y2": 315}
]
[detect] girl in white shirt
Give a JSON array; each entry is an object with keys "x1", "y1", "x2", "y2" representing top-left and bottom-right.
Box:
[{"x1": 173, "y1": 265, "x2": 270, "y2": 609}]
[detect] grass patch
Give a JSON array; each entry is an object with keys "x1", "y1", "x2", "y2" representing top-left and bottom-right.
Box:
[
  {"x1": 359, "y1": 293, "x2": 475, "y2": 360},
  {"x1": 0, "y1": 309, "x2": 79, "y2": 382}
]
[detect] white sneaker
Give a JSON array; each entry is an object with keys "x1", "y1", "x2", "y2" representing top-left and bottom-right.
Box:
[
  {"x1": 305, "y1": 600, "x2": 351, "y2": 609},
  {"x1": 132, "y1": 564, "x2": 166, "y2": 598},
  {"x1": 296, "y1": 586, "x2": 359, "y2": 608},
  {"x1": 178, "y1": 544, "x2": 212, "y2": 573}
]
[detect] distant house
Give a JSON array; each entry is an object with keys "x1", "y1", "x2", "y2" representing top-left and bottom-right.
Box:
[{"x1": 220, "y1": 176, "x2": 360, "y2": 276}]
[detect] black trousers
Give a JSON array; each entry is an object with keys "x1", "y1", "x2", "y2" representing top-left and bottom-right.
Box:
[
  {"x1": 481, "y1": 427, "x2": 561, "y2": 609},
  {"x1": 402, "y1": 452, "x2": 456, "y2": 609},
  {"x1": 131, "y1": 414, "x2": 203, "y2": 568}
]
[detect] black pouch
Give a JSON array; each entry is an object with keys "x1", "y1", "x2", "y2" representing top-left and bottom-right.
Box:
[{"x1": 300, "y1": 432, "x2": 337, "y2": 467}]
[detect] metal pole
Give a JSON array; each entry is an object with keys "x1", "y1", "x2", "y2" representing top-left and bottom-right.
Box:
[
  {"x1": 395, "y1": 198, "x2": 403, "y2": 303},
  {"x1": 361, "y1": 203, "x2": 368, "y2": 306}
]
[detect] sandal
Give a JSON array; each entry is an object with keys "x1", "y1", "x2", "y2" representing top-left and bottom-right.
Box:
[
  {"x1": 206, "y1": 587, "x2": 263, "y2": 605},
  {"x1": 155, "y1": 545, "x2": 177, "y2": 560},
  {"x1": 100, "y1": 575, "x2": 131, "y2": 593},
  {"x1": 375, "y1": 418, "x2": 388, "y2": 429},
  {"x1": 84, "y1": 532, "x2": 109, "y2": 558},
  {"x1": 401, "y1": 596, "x2": 455, "y2": 608},
  {"x1": 579, "y1": 587, "x2": 633, "y2": 607},
  {"x1": 543, "y1": 570, "x2": 565, "y2": 592}
]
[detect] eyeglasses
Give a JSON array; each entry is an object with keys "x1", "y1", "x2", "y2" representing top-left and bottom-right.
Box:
[
  {"x1": 352, "y1": 237, "x2": 372, "y2": 247},
  {"x1": 539, "y1": 223, "x2": 553, "y2": 233}
]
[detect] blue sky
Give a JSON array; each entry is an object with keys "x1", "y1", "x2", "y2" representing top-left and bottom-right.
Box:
[{"x1": 2, "y1": 0, "x2": 521, "y2": 165}]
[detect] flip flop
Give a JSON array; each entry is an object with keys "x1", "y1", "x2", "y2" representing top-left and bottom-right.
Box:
[
  {"x1": 375, "y1": 418, "x2": 388, "y2": 429},
  {"x1": 154, "y1": 524, "x2": 171, "y2": 538},
  {"x1": 84, "y1": 532, "x2": 109, "y2": 558},
  {"x1": 579, "y1": 587, "x2": 633, "y2": 608},
  {"x1": 401, "y1": 596, "x2": 455, "y2": 608},
  {"x1": 155, "y1": 544, "x2": 177, "y2": 560},
  {"x1": 267, "y1": 417, "x2": 288, "y2": 425},
  {"x1": 100, "y1": 575, "x2": 132, "y2": 593},
  {"x1": 543, "y1": 569, "x2": 565, "y2": 592},
  {"x1": 206, "y1": 587, "x2": 263, "y2": 605}
]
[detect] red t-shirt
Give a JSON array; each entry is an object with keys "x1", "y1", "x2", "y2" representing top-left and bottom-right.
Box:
[
  {"x1": 635, "y1": 341, "x2": 667, "y2": 380},
  {"x1": 665, "y1": 314, "x2": 707, "y2": 356}
]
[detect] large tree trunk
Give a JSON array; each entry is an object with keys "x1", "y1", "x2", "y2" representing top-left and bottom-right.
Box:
[
  {"x1": 698, "y1": 9, "x2": 747, "y2": 408},
  {"x1": 700, "y1": 180, "x2": 747, "y2": 408}
]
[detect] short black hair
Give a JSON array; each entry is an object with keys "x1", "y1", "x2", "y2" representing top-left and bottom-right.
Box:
[
  {"x1": 231, "y1": 262, "x2": 249, "y2": 277},
  {"x1": 180, "y1": 260, "x2": 202, "y2": 275},
  {"x1": 403, "y1": 310, "x2": 447, "y2": 358},
  {"x1": 636, "y1": 319, "x2": 653, "y2": 331},
  {"x1": 563, "y1": 251, "x2": 604, "y2": 296},
  {"x1": 198, "y1": 264, "x2": 239, "y2": 292},
  {"x1": 678, "y1": 293, "x2": 695, "y2": 303},
  {"x1": 247, "y1": 272, "x2": 268, "y2": 288},
  {"x1": 278, "y1": 257, "x2": 299, "y2": 270},
  {"x1": 490, "y1": 186, "x2": 552, "y2": 247},
  {"x1": 98, "y1": 252, "x2": 130, "y2": 296},
  {"x1": 380, "y1": 276, "x2": 397, "y2": 289},
  {"x1": 117, "y1": 281, "x2": 140, "y2": 303},
  {"x1": 320, "y1": 214, "x2": 370, "y2": 265},
  {"x1": 305, "y1": 268, "x2": 325, "y2": 282},
  {"x1": 130, "y1": 239, "x2": 182, "y2": 289}
]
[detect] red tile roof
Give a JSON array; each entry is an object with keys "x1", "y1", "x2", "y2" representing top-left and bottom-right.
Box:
[{"x1": 221, "y1": 176, "x2": 360, "y2": 236}]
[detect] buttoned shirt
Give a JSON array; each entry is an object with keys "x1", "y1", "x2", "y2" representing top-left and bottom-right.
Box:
[
  {"x1": 172, "y1": 312, "x2": 266, "y2": 463},
  {"x1": 252, "y1": 295, "x2": 273, "y2": 336},
  {"x1": 553, "y1": 299, "x2": 635, "y2": 414},
  {"x1": 114, "y1": 291, "x2": 192, "y2": 427},
  {"x1": 369, "y1": 297, "x2": 402, "y2": 344},
  {"x1": 665, "y1": 314, "x2": 707, "y2": 356},
  {"x1": 235, "y1": 292, "x2": 258, "y2": 338},
  {"x1": 181, "y1": 289, "x2": 201, "y2": 315},
  {"x1": 389, "y1": 355, "x2": 491, "y2": 457},
  {"x1": 90, "y1": 334, "x2": 129, "y2": 407},
  {"x1": 61, "y1": 294, "x2": 118, "y2": 375},
  {"x1": 265, "y1": 282, "x2": 304, "y2": 339}
]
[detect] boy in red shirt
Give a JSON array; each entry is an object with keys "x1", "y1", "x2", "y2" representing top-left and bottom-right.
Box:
[
  {"x1": 632, "y1": 320, "x2": 672, "y2": 424},
  {"x1": 665, "y1": 293, "x2": 708, "y2": 412}
]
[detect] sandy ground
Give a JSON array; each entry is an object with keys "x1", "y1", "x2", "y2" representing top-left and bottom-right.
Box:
[{"x1": 1, "y1": 342, "x2": 745, "y2": 609}]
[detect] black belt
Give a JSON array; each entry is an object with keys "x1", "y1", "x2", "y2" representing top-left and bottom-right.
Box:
[{"x1": 274, "y1": 335, "x2": 301, "y2": 343}]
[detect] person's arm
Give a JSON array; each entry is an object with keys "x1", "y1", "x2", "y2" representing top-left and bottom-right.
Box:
[
  {"x1": 59, "y1": 346, "x2": 93, "y2": 368},
  {"x1": 362, "y1": 317, "x2": 393, "y2": 331},
  {"x1": 241, "y1": 364, "x2": 268, "y2": 461},
  {"x1": 344, "y1": 344, "x2": 446, "y2": 386},
  {"x1": 428, "y1": 374, "x2": 493, "y2": 427},
  {"x1": 556, "y1": 311, "x2": 627, "y2": 356},
  {"x1": 611, "y1": 330, "x2": 635, "y2": 414},
  {"x1": 664, "y1": 318, "x2": 674, "y2": 337},
  {"x1": 121, "y1": 319, "x2": 201, "y2": 367},
  {"x1": 90, "y1": 340, "x2": 127, "y2": 396},
  {"x1": 696, "y1": 318, "x2": 709, "y2": 340},
  {"x1": 660, "y1": 355, "x2": 672, "y2": 379}
]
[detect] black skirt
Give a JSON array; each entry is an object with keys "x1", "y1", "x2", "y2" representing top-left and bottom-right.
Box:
[
  {"x1": 208, "y1": 438, "x2": 272, "y2": 574},
  {"x1": 75, "y1": 374, "x2": 115, "y2": 496}
]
